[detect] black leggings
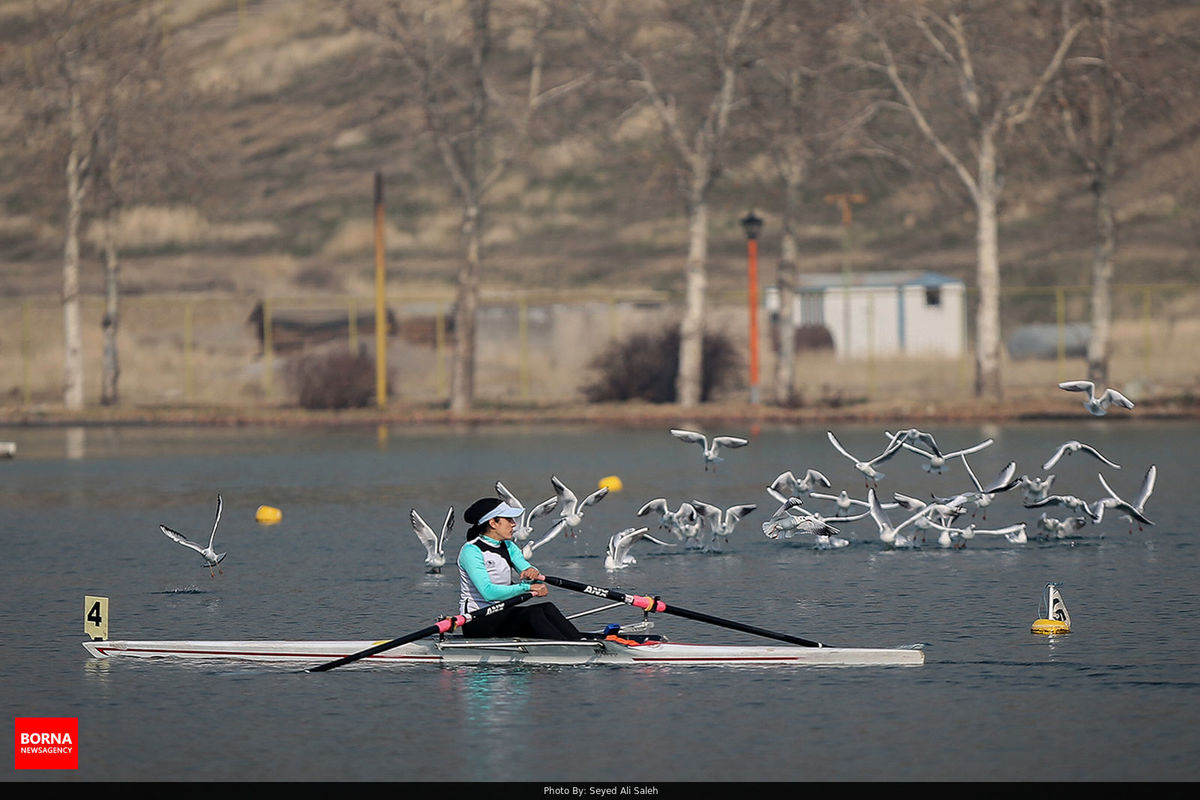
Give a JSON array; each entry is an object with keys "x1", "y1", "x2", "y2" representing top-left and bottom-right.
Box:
[{"x1": 460, "y1": 602, "x2": 583, "y2": 640}]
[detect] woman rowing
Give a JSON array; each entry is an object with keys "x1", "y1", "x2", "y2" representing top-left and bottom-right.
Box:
[{"x1": 456, "y1": 497, "x2": 585, "y2": 640}]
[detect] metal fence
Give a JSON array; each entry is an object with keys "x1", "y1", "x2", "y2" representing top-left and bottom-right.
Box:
[{"x1": 2, "y1": 283, "x2": 1197, "y2": 410}]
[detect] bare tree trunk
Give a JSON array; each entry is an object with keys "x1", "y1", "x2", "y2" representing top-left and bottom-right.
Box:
[
  {"x1": 451, "y1": 203, "x2": 482, "y2": 415},
  {"x1": 773, "y1": 178, "x2": 801, "y2": 406},
  {"x1": 100, "y1": 213, "x2": 120, "y2": 405},
  {"x1": 1086, "y1": 162, "x2": 1117, "y2": 386},
  {"x1": 62, "y1": 66, "x2": 86, "y2": 411},
  {"x1": 676, "y1": 196, "x2": 709, "y2": 406},
  {"x1": 974, "y1": 132, "x2": 1003, "y2": 398}
]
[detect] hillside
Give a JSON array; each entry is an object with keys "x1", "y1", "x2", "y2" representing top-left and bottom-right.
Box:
[{"x1": 2, "y1": 0, "x2": 1198, "y2": 306}]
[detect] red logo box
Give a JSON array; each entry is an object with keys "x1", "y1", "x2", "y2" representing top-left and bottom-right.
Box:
[{"x1": 14, "y1": 717, "x2": 78, "y2": 770}]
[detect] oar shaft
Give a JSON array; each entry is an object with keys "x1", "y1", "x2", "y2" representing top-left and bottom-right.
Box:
[
  {"x1": 541, "y1": 576, "x2": 824, "y2": 648},
  {"x1": 308, "y1": 592, "x2": 534, "y2": 673}
]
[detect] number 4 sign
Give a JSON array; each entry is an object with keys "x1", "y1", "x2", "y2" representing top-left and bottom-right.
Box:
[{"x1": 84, "y1": 596, "x2": 108, "y2": 641}]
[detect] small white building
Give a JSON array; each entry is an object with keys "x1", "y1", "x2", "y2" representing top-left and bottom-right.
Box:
[{"x1": 767, "y1": 270, "x2": 967, "y2": 359}]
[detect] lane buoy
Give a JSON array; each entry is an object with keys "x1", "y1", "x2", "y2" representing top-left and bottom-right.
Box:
[
  {"x1": 1031, "y1": 582, "x2": 1071, "y2": 635},
  {"x1": 255, "y1": 505, "x2": 282, "y2": 525},
  {"x1": 599, "y1": 475, "x2": 623, "y2": 492}
]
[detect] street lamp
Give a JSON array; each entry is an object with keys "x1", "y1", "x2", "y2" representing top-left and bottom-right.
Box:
[{"x1": 740, "y1": 211, "x2": 764, "y2": 405}]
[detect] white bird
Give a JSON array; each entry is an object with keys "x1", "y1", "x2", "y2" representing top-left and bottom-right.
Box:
[
  {"x1": 1043, "y1": 440, "x2": 1122, "y2": 471},
  {"x1": 521, "y1": 518, "x2": 568, "y2": 560},
  {"x1": 669, "y1": 428, "x2": 749, "y2": 471},
  {"x1": 767, "y1": 469, "x2": 832, "y2": 501},
  {"x1": 1096, "y1": 465, "x2": 1157, "y2": 529},
  {"x1": 958, "y1": 457, "x2": 1020, "y2": 516},
  {"x1": 927, "y1": 519, "x2": 1028, "y2": 545},
  {"x1": 1019, "y1": 474, "x2": 1057, "y2": 504},
  {"x1": 760, "y1": 498, "x2": 844, "y2": 541},
  {"x1": 810, "y1": 488, "x2": 898, "y2": 515},
  {"x1": 604, "y1": 526, "x2": 675, "y2": 570},
  {"x1": 691, "y1": 500, "x2": 757, "y2": 551},
  {"x1": 548, "y1": 474, "x2": 609, "y2": 535},
  {"x1": 1025, "y1": 493, "x2": 1104, "y2": 523},
  {"x1": 637, "y1": 498, "x2": 699, "y2": 542},
  {"x1": 827, "y1": 430, "x2": 905, "y2": 483},
  {"x1": 892, "y1": 492, "x2": 968, "y2": 538},
  {"x1": 495, "y1": 480, "x2": 557, "y2": 542},
  {"x1": 1036, "y1": 512, "x2": 1089, "y2": 539},
  {"x1": 1058, "y1": 380, "x2": 1135, "y2": 416},
  {"x1": 410, "y1": 506, "x2": 452, "y2": 572},
  {"x1": 159, "y1": 494, "x2": 227, "y2": 576},
  {"x1": 867, "y1": 488, "x2": 934, "y2": 549},
  {"x1": 885, "y1": 429, "x2": 994, "y2": 475}
]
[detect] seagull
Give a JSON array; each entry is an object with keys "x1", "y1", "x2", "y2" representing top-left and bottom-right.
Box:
[
  {"x1": 1036, "y1": 512, "x2": 1089, "y2": 539},
  {"x1": 827, "y1": 430, "x2": 905, "y2": 484},
  {"x1": 892, "y1": 492, "x2": 968, "y2": 538},
  {"x1": 885, "y1": 429, "x2": 994, "y2": 475},
  {"x1": 1058, "y1": 380, "x2": 1135, "y2": 416},
  {"x1": 1019, "y1": 474, "x2": 1057, "y2": 504},
  {"x1": 691, "y1": 500, "x2": 758, "y2": 551},
  {"x1": 809, "y1": 488, "x2": 899, "y2": 515},
  {"x1": 958, "y1": 457, "x2": 1020, "y2": 517},
  {"x1": 604, "y1": 526, "x2": 675, "y2": 570},
  {"x1": 767, "y1": 469, "x2": 832, "y2": 502},
  {"x1": 669, "y1": 428, "x2": 749, "y2": 471},
  {"x1": 1025, "y1": 493, "x2": 1104, "y2": 523},
  {"x1": 637, "y1": 498, "x2": 700, "y2": 542},
  {"x1": 521, "y1": 518, "x2": 568, "y2": 560},
  {"x1": 159, "y1": 494, "x2": 227, "y2": 576},
  {"x1": 867, "y1": 488, "x2": 935, "y2": 549},
  {"x1": 1043, "y1": 440, "x2": 1122, "y2": 471},
  {"x1": 410, "y1": 506, "x2": 452, "y2": 572},
  {"x1": 1096, "y1": 465, "x2": 1157, "y2": 529},
  {"x1": 495, "y1": 481, "x2": 557, "y2": 542},
  {"x1": 760, "y1": 498, "x2": 844, "y2": 540},
  {"x1": 927, "y1": 519, "x2": 1029, "y2": 545},
  {"x1": 548, "y1": 475, "x2": 609, "y2": 536}
]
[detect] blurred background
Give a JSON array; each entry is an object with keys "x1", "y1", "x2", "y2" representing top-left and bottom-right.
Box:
[{"x1": 2, "y1": 0, "x2": 1197, "y2": 414}]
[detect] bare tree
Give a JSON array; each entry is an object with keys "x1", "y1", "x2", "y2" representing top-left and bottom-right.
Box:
[
  {"x1": 573, "y1": 0, "x2": 767, "y2": 407},
  {"x1": 857, "y1": 0, "x2": 1084, "y2": 398},
  {"x1": 743, "y1": 4, "x2": 889, "y2": 405},
  {"x1": 348, "y1": 0, "x2": 589, "y2": 414},
  {"x1": 1051, "y1": 0, "x2": 1197, "y2": 387}
]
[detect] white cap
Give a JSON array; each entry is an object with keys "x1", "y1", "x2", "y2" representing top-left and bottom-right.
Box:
[{"x1": 479, "y1": 501, "x2": 524, "y2": 523}]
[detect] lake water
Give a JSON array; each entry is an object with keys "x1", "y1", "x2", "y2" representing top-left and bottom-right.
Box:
[{"x1": 2, "y1": 419, "x2": 1198, "y2": 783}]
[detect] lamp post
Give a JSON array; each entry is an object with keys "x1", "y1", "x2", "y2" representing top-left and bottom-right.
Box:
[{"x1": 740, "y1": 211, "x2": 764, "y2": 405}]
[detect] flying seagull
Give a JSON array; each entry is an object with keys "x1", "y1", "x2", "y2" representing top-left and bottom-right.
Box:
[
  {"x1": 1043, "y1": 440, "x2": 1122, "y2": 471},
  {"x1": 669, "y1": 428, "x2": 749, "y2": 471},
  {"x1": 410, "y1": 506, "x2": 452, "y2": 573},
  {"x1": 827, "y1": 430, "x2": 905, "y2": 484},
  {"x1": 1058, "y1": 380, "x2": 1135, "y2": 416},
  {"x1": 159, "y1": 494, "x2": 227, "y2": 577},
  {"x1": 604, "y1": 526, "x2": 675, "y2": 570}
]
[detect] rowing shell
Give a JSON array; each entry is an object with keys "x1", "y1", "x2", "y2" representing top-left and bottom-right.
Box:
[{"x1": 83, "y1": 636, "x2": 924, "y2": 667}]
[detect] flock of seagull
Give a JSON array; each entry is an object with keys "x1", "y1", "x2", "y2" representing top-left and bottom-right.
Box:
[{"x1": 157, "y1": 379, "x2": 1154, "y2": 577}]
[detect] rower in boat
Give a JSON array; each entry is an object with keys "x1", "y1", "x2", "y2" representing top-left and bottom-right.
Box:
[{"x1": 457, "y1": 497, "x2": 587, "y2": 641}]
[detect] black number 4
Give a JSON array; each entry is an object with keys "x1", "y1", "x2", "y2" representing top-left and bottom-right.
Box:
[{"x1": 87, "y1": 601, "x2": 103, "y2": 627}]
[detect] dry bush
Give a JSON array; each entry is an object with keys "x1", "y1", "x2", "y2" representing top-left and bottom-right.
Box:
[
  {"x1": 283, "y1": 346, "x2": 385, "y2": 409},
  {"x1": 583, "y1": 325, "x2": 741, "y2": 403}
]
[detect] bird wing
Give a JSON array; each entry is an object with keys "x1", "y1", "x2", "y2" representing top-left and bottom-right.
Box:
[
  {"x1": 495, "y1": 481, "x2": 522, "y2": 508},
  {"x1": 770, "y1": 471, "x2": 798, "y2": 495},
  {"x1": 804, "y1": 469, "x2": 832, "y2": 489},
  {"x1": 826, "y1": 431, "x2": 857, "y2": 462},
  {"x1": 724, "y1": 504, "x2": 758, "y2": 525},
  {"x1": 984, "y1": 461, "x2": 1019, "y2": 493},
  {"x1": 1042, "y1": 443, "x2": 1070, "y2": 471},
  {"x1": 160, "y1": 524, "x2": 204, "y2": 555},
  {"x1": 410, "y1": 509, "x2": 441, "y2": 556},
  {"x1": 866, "y1": 488, "x2": 892, "y2": 531},
  {"x1": 637, "y1": 498, "x2": 668, "y2": 517},
  {"x1": 527, "y1": 495, "x2": 559, "y2": 525},
  {"x1": 690, "y1": 500, "x2": 723, "y2": 531},
  {"x1": 440, "y1": 506, "x2": 455, "y2": 546},
  {"x1": 1101, "y1": 388, "x2": 1135, "y2": 410},
  {"x1": 945, "y1": 438, "x2": 995, "y2": 459},
  {"x1": 1058, "y1": 380, "x2": 1095, "y2": 395},
  {"x1": 527, "y1": 518, "x2": 567, "y2": 553},
  {"x1": 712, "y1": 436, "x2": 749, "y2": 449},
  {"x1": 580, "y1": 486, "x2": 609, "y2": 509},
  {"x1": 1134, "y1": 465, "x2": 1157, "y2": 509},
  {"x1": 1078, "y1": 443, "x2": 1122, "y2": 469},
  {"x1": 550, "y1": 475, "x2": 579, "y2": 515},
  {"x1": 670, "y1": 429, "x2": 707, "y2": 447},
  {"x1": 208, "y1": 494, "x2": 223, "y2": 549}
]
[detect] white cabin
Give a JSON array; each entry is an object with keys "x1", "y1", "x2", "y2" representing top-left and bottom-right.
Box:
[{"x1": 768, "y1": 270, "x2": 966, "y2": 359}]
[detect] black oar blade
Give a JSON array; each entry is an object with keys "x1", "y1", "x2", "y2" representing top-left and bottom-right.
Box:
[
  {"x1": 307, "y1": 592, "x2": 534, "y2": 673},
  {"x1": 542, "y1": 575, "x2": 824, "y2": 648}
]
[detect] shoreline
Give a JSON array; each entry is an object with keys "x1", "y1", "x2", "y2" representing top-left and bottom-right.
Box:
[{"x1": 2, "y1": 396, "x2": 1197, "y2": 429}]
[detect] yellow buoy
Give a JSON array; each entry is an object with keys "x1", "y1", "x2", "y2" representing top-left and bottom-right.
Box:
[
  {"x1": 1031, "y1": 619, "x2": 1070, "y2": 635},
  {"x1": 255, "y1": 505, "x2": 282, "y2": 525},
  {"x1": 599, "y1": 475, "x2": 623, "y2": 492}
]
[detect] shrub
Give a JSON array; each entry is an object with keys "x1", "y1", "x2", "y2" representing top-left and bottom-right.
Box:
[
  {"x1": 285, "y1": 346, "x2": 386, "y2": 409},
  {"x1": 583, "y1": 325, "x2": 741, "y2": 403}
]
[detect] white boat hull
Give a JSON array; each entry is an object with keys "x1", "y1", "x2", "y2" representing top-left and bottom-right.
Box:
[{"x1": 83, "y1": 636, "x2": 924, "y2": 667}]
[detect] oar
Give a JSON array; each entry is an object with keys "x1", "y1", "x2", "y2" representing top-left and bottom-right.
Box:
[
  {"x1": 541, "y1": 575, "x2": 826, "y2": 648},
  {"x1": 307, "y1": 592, "x2": 533, "y2": 673}
]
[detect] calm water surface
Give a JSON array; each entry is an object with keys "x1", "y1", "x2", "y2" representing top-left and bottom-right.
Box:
[{"x1": 2, "y1": 420, "x2": 1197, "y2": 783}]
